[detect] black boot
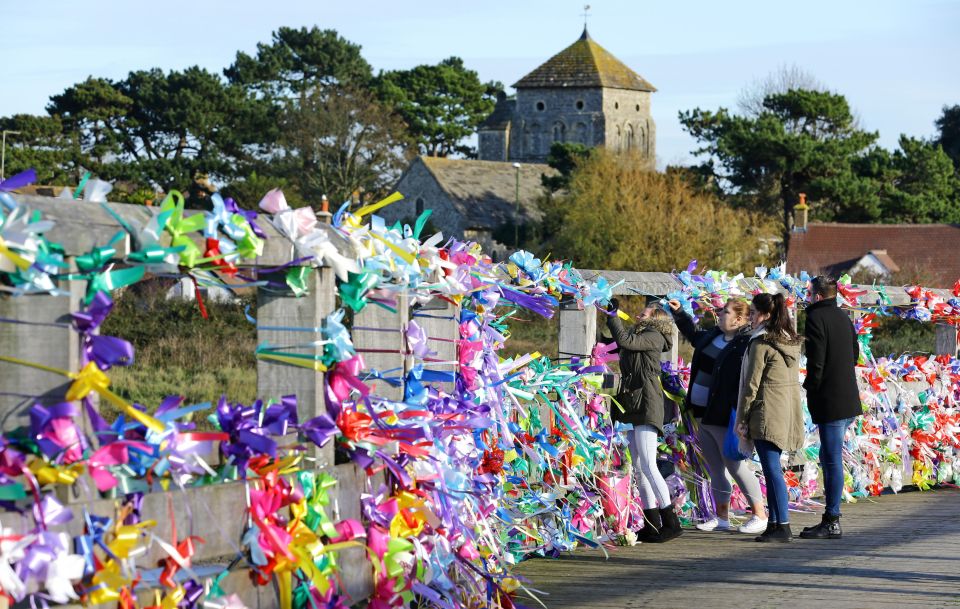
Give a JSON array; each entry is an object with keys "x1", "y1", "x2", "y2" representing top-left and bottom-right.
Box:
[
  {"x1": 636, "y1": 508, "x2": 662, "y2": 542},
  {"x1": 799, "y1": 514, "x2": 842, "y2": 539},
  {"x1": 648, "y1": 507, "x2": 683, "y2": 543},
  {"x1": 756, "y1": 523, "x2": 792, "y2": 543}
]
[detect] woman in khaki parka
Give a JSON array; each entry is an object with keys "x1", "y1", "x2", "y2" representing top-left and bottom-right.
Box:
[{"x1": 737, "y1": 292, "x2": 804, "y2": 543}]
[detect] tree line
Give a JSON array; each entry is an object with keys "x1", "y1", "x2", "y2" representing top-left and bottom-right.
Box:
[
  {"x1": 3, "y1": 31, "x2": 958, "y2": 272},
  {"x1": 0, "y1": 27, "x2": 503, "y2": 207}
]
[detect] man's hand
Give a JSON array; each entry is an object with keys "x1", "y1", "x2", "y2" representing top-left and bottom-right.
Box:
[
  {"x1": 607, "y1": 297, "x2": 620, "y2": 313},
  {"x1": 667, "y1": 299, "x2": 682, "y2": 312}
]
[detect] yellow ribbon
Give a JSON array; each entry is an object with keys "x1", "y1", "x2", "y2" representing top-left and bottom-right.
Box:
[
  {"x1": 352, "y1": 192, "x2": 403, "y2": 220},
  {"x1": 0, "y1": 235, "x2": 32, "y2": 270},
  {"x1": 28, "y1": 458, "x2": 84, "y2": 486},
  {"x1": 0, "y1": 356, "x2": 165, "y2": 433},
  {"x1": 255, "y1": 352, "x2": 328, "y2": 372}
]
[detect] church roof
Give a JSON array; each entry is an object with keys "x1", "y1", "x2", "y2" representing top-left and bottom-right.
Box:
[
  {"x1": 415, "y1": 157, "x2": 557, "y2": 230},
  {"x1": 478, "y1": 96, "x2": 515, "y2": 130},
  {"x1": 513, "y1": 28, "x2": 656, "y2": 92}
]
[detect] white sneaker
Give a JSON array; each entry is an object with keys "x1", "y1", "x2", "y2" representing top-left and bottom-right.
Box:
[
  {"x1": 695, "y1": 518, "x2": 730, "y2": 532},
  {"x1": 738, "y1": 515, "x2": 768, "y2": 534}
]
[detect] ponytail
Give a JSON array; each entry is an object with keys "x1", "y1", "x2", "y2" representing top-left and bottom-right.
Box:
[{"x1": 752, "y1": 292, "x2": 799, "y2": 341}]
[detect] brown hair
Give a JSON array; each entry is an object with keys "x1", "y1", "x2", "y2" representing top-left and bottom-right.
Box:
[
  {"x1": 752, "y1": 293, "x2": 799, "y2": 340},
  {"x1": 726, "y1": 298, "x2": 749, "y2": 320},
  {"x1": 646, "y1": 306, "x2": 670, "y2": 321}
]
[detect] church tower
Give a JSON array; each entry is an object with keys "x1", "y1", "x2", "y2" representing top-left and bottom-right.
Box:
[{"x1": 478, "y1": 27, "x2": 656, "y2": 164}]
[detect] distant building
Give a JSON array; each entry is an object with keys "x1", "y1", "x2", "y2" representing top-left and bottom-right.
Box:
[
  {"x1": 786, "y1": 222, "x2": 960, "y2": 287},
  {"x1": 478, "y1": 27, "x2": 656, "y2": 165},
  {"x1": 379, "y1": 157, "x2": 556, "y2": 259},
  {"x1": 389, "y1": 28, "x2": 655, "y2": 252}
]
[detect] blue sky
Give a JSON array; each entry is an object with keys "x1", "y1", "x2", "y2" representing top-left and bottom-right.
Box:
[{"x1": 2, "y1": 0, "x2": 958, "y2": 167}]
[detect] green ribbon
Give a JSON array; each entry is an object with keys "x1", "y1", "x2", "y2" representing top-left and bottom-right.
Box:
[
  {"x1": 286, "y1": 267, "x2": 310, "y2": 296},
  {"x1": 72, "y1": 171, "x2": 90, "y2": 200},
  {"x1": 339, "y1": 271, "x2": 380, "y2": 312},
  {"x1": 75, "y1": 232, "x2": 125, "y2": 273},
  {"x1": 413, "y1": 209, "x2": 433, "y2": 240},
  {"x1": 84, "y1": 266, "x2": 146, "y2": 304},
  {"x1": 0, "y1": 483, "x2": 27, "y2": 501},
  {"x1": 127, "y1": 243, "x2": 185, "y2": 265},
  {"x1": 160, "y1": 191, "x2": 205, "y2": 267}
]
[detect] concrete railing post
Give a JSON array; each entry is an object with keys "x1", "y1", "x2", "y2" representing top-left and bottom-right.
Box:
[
  {"x1": 558, "y1": 300, "x2": 596, "y2": 364},
  {"x1": 352, "y1": 294, "x2": 410, "y2": 401},
  {"x1": 0, "y1": 270, "x2": 84, "y2": 432},
  {"x1": 935, "y1": 323, "x2": 959, "y2": 357},
  {"x1": 256, "y1": 267, "x2": 337, "y2": 468},
  {"x1": 411, "y1": 297, "x2": 460, "y2": 393}
]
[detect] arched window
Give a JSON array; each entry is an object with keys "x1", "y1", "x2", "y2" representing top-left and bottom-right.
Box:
[
  {"x1": 615, "y1": 125, "x2": 622, "y2": 152},
  {"x1": 525, "y1": 123, "x2": 542, "y2": 156},
  {"x1": 574, "y1": 122, "x2": 588, "y2": 144},
  {"x1": 536, "y1": 101, "x2": 546, "y2": 111},
  {"x1": 639, "y1": 126, "x2": 647, "y2": 156},
  {"x1": 552, "y1": 121, "x2": 566, "y2": 143},
  {"x1": 625, "y1": 124, "x2": 634, "y2": 151},
  {"x1": 415, "y1": 198, "x2": 425, "y2": 215},
  {"x1": 576, "y1": 100, "x2": 585, "y2": 110}
]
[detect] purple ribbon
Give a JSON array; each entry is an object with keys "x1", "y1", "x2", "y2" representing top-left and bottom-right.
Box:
[{"x1": 224, "y1": 196, "x2": 266, "y2": 238}]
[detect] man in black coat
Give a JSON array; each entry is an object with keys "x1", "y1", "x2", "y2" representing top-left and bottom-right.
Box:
[{"x1": 800, "y1": 276, "x2": 862, "y2": 540}]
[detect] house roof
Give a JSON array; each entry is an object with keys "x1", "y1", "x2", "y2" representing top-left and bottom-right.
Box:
[
  {"x1": 786, "y1": 223, "x2": 960, "y2": 287},
  {"x1": 513, "y1": 28, "x2": 656, "y2": 92},
  {"x1": 416, "y1": 157, "x2": 556, "y2": 230}
]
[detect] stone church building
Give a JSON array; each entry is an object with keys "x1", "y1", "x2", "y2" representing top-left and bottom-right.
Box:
[
  {"x1": 478, "y1": 27, "x2": 656, "y2": 163},
  {"x1": 381, "y1": 28, "x2": 657, "y2": 256}
]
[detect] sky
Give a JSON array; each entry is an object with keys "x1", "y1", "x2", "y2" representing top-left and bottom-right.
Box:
[{"x1": 2, "y1": 0, "x2": 959, "y2": 167}]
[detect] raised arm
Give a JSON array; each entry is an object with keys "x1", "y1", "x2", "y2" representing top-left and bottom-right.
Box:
[
  {"x1": 606, "y1": 316, "x2": 665, "y2": 353},
  {"x1": 670, "y1": 308, "x2": 701, "y2": 344}
]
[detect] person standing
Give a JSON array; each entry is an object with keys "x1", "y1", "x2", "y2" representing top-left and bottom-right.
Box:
[
  {"x1": 799, "y1": 276, "x2": 862, "y2": 540},
  {"x1": 667, "y1": 298, "x2": 767, "y2": 535},
  {"x1": 606, "y1": 298, "x2": 682, "y2": 543},
  {"x1": 737, "y1": 293, "x2": 805, "y2": 543}
]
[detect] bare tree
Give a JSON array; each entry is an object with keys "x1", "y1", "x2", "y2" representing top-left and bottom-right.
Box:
[
  {"x1": 736, "y1": 64, "x2": 826, "y2": 116},
  {"x1": 279, "y1": 86, "x2": 413, "y2": 205}
]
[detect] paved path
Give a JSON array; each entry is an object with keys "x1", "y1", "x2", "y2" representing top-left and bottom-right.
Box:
[{"x1": 513, "y1": 488, "x2": 960, "y2": 609}]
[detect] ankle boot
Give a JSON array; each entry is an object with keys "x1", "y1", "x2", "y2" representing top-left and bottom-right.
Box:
[
  {"x1": 648, "y1": 507, "x2": 683, "y2": 543},
  {"x1": 636, "y1": 508, "x2": 662, "y2": 542},
  {"x1": 799, "y1": 514, "x2": 842, "y2": 539},
  {"x1": 756, "y1": 523, "x2": 792, "y2": 543}
]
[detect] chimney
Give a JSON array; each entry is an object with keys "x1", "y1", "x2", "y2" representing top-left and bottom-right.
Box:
[
  {"x1": 317, "y1": 194, "x2": 332, "y2": 224},
  {"x1": 794, "y1": 193, "x2": 809, "y2": 232}
]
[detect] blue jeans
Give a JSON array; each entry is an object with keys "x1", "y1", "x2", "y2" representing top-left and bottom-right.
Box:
[
  {"x1": 755, "y1": 440, "x2": 790, "y2": 524},
  {"x1": 819, "y1": 417, "x2": 854, "y2": 516}
]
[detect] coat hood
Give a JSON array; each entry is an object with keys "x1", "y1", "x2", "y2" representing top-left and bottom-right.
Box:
[
  {"x1": 761, "y1": 332, "x2": 803, "y2": 365},
  {"x1": 636, "y1": 318, "x2": 674, "y2": 353}
]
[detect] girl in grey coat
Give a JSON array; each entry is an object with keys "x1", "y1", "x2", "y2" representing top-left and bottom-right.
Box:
[{"x1": 606, "y1": 300, "x2": 682, "y2": 543}]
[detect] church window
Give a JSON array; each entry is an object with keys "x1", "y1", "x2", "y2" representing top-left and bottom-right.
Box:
[
  {"x1": 416, "y1": 198, "x2": 425, "y2": 215},
  {"x1": 636, "y1": 104, "x2": 641, "y2": 112},
  {"x1": 615, "y1": 126, "x2": 622, "y2": 151},
  {"x1": 536, "y1": 101, "x2": 546, "y2": 111},
  {"x1": 614, "y1": 102, "x2": 620, "y2": 110},
  {"x1": 552, "y1": 121, "x2": 566, "y2": 143},
  {"x1": 525, "y1": 123, "x2": 542, "y2": 155},
  {"x1": 576, "y1": 100, "x2": 585, "y2": 110},
  {"x1": 574, "y1": 122, "x2": 588, "y2": 144},
  {"x1": 625, "y1": 124, "x2": 634, "y2": 151}
]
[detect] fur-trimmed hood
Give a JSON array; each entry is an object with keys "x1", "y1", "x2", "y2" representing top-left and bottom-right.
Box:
[
  {"x1": 634, "y1": 318, "x2": 674, "y2": 353},
  {"x1": 758, "y1": 331, "x2": 803, "y2": 366}
]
